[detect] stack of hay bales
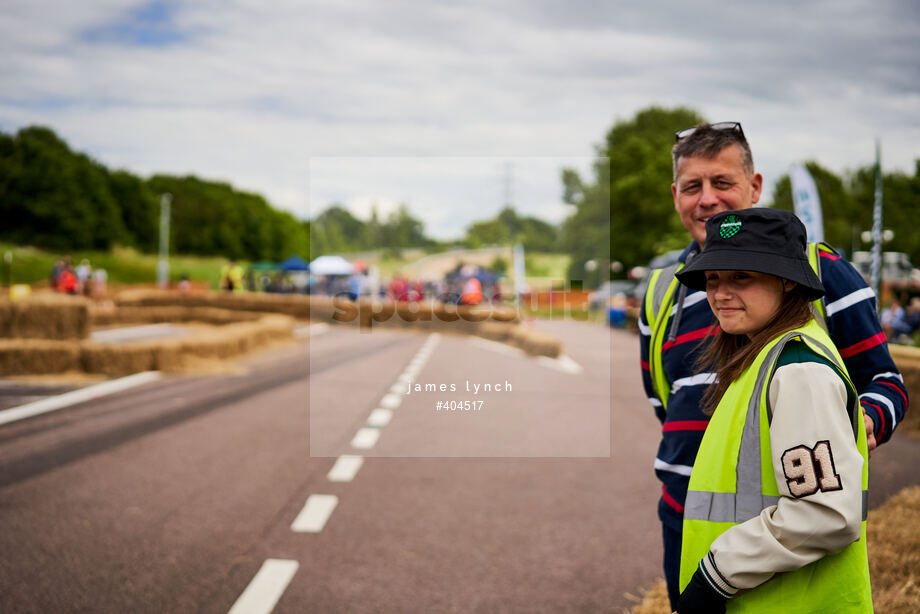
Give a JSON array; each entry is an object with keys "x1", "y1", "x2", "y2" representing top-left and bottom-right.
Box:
[
  {"x1": 1, "y1": 289, "x2": 567, "y2": 373},
  {"x1": 113, "y1": 289, "x2": 563, "y2": 359},
  {"x1": 0, "y1": 293, "x2": 295, "y2": 377},
  {"x1": 0, "y1": 296, "x2": 88, "y2": 374},
  {"x1": 81, "y1": 314, "x2": 293, "y2": 375},
  {"x1": 0, "y1": 295, "x2": 89, "y2": 339}
]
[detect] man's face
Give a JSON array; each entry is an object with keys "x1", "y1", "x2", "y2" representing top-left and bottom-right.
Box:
[{"x1": 672, "y1": 144, "x2": 763, "y2": 246}]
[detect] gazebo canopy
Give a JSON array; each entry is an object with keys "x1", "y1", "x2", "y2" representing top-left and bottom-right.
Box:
[
  {"x1": 309, "y1": 255, "x2": 354, "y2": 276},
  {"x1": 279, "y1": 255, "x2": 310, "y2": 272}
]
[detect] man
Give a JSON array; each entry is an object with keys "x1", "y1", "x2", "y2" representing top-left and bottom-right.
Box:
[{"x1": 638, "y1": 122, "x2": 909, "y2": 609}]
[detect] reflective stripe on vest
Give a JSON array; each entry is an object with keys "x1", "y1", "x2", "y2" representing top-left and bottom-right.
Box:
[
  {"x1": 685, "y1": 327, "x2": 868, "y2": 524},
  {"x1": 646, "y1": 243, "x2": 829, "y2": 412}
]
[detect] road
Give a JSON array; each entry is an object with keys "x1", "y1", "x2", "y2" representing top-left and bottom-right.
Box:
[{"x1": 0, "y1": 321, "x2": 918, "y2": 613}]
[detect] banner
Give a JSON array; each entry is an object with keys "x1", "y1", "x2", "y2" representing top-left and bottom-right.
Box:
[{"x1": 790, "y1": 164, "x2": 824, "y2": 244}]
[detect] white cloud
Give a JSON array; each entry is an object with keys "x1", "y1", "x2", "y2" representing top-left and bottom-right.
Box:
[{"x1": 0, "y1": 0, "x2": 918, "y2": 242}]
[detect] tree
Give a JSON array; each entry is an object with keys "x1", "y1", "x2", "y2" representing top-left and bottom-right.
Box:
[
  {"x1": 771, "y1": 160, "x2": 920, "y2": 265},
  {"x1": 770, "y1": 161, "x2": 861, "y2": 255},
  {"x1": 846, "y1": 163, "x2": 920, "y2": 264},
  {"x1": 560, "y1": 106, "x2": 705, "y2": 286},
  {"x1": 0, "y1": 126, "x2": 127, "y2": 250},
  {"x1": 0, "y1": 126, "x2": 312, "y2": 259},
  {"x1": 464, "y1": 206, "x2": 558, "y2": 251}
]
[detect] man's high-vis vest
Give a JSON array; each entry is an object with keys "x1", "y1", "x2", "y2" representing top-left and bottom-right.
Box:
[
  {"x1": 644, "y1": 242, "x2": 833, "y2": 411},
  {"x1": 679, "y1": 319, "x2": 872, "y2": 612}
]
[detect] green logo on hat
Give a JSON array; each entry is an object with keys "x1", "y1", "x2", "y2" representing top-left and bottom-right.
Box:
[{"x1": 720, "y1": 215, "x2": 742, "y2": 239}]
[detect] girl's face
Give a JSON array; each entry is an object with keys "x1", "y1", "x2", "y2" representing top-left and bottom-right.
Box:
[{"x1": 705, "y1": 270, "x2": 791, "y2": 337}]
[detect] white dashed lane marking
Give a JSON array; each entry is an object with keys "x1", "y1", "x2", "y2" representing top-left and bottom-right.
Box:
[
  {"x1": 291, "y1": 494, "x2": 339, "y2": 533},
  {"x1": 367, "y1": 408, "x2": 393, "y2": 427},
  {"x1": 351, "y1": 427, "x2": 381, "y2": 450},
  {"x1": 327, "y1": 455, "x2": 364, "y2": 483},
  {"x1": 379, "y1": 393, "x2": 402, "y2": 410},
  {"x1": 228, "y1": 559, "x2": 299, "y2": 614}
]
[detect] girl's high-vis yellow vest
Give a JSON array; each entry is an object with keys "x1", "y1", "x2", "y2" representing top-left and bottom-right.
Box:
[{"x1": 679, "y1": 319, "x2": 872, "y2": 613}]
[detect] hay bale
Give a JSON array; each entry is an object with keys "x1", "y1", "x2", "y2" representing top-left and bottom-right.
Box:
[
  {"x1": 868, "y1": 485, "x2": 920, "y2": 613},
  {"x1": 91, "y1": 305, "x2": 262, "y2": 327},
  {"x1": 80, "y1": 342, "x2": 157, "y2": 376},
  {"x1": 115, "y1": 289, "x2": 320, "y2": 320},
  {"x1": 0, "y1": 296, "x2": 89, "y2": 340},
  {"x1": 0, "y1": 339, "x2": 81, "y2": 374},
  {"x1": 507, "y1": 325, "x2": 563, "y2": 358},
  {"x1": 888, "y1": 345, "x2": 920, "y2": 437},
  {"x1": 628, "y1": 579, "x2": 669, "y2": 614},
  {"x1": 476, "y1": 321, "x2": 515, "y2": 342},
  {"x1": 80, "y1": 314, "x2": 294, "y2": 375}
]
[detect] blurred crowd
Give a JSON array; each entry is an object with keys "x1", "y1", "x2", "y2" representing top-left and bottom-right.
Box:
[
  {"x1": 223, "y1": 259, "x2": 505, "y2": 307},
  {"x1": 881, "y1": 297, "x2": 920, "y2": 344},
  {"x1": 50, "y1": 256, "x2": 107, "y2": 299}
]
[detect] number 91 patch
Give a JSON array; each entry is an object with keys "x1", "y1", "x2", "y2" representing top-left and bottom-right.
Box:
[{"x1": 781, "y1": 440, "x2": 842, "y2": 498}]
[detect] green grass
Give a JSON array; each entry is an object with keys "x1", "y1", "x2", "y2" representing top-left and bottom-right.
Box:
[
  {"x1": 0, "y1": 243, "x2": 230, "y2": 289},
  {"x1": 525, "y1": 253, "x2": 571, "y2": 279},
  {"x1": 521, "y1": 304, "x2": 596, "y2": 322}
]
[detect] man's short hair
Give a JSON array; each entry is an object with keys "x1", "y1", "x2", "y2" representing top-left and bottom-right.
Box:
[{"x1": 672, "y1": 123, "x2": 754, "y2": 181}]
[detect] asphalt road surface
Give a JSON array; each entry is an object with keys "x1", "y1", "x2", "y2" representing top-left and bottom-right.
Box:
[{"x1": 1, "y1": 321, "x2": 918, "y2": 614}]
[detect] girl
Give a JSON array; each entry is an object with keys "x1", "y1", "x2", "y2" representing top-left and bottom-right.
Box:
[{"x1": 672, "y1": 208, "x2": 871, "y2": 613}]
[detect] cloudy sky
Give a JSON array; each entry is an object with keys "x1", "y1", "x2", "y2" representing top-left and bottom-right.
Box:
[{"x1": 2, "y1": 0, "x2": 918, "y2": 240}]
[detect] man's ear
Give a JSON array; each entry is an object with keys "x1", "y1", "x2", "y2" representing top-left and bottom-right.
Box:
[{"x1": 750, "y1": 172, "x2": 763, "y2": 204}]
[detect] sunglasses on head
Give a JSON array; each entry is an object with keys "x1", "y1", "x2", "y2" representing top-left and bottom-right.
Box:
[{"x1": 675, "y1": 121, "x2": 744, "y2": 142}]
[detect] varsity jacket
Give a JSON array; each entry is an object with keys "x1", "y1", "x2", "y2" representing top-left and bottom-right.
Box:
[{"x1": 639, "y1": 242, "x2": 908, "y2": 531}]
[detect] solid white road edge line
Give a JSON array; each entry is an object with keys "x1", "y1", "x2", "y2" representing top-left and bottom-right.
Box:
[
  {"x1": 291, "y1": 494, "x2": 339, "y2": 533},
  {"x1": 228, "y1": 558, "x2": 299, "y2": 614},
  {"x1": 0, "y1": 371, "x2": 163, "y2": 427},
  {"x1": 327, "y1": 455, "x2": 364, "y2": 482}
]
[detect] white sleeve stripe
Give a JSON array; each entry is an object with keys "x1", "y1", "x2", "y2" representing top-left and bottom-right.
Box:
[
  {"x1": 671, "y1": 372, "x2": 717, "y2": 393},
  {"x1": 872, "y1": 372, "x2": 904, "y2": 383},
  {"x1": 825, "y1": 287, "x2": 875, "y2": 317},
  {"x1": 638, "y1": 320, "x2": 652, "y2": 335},
  {"x1": 648, "y1": 397, "x2": 662, "y2": 408},
  {"x1": 700, "y1": 554, "x2": 738, "y2": 597},
  {"x1": 654, "y1": 457, "x2": 694, "y2": 476},
  {"x1": 861, "y1": 392, "x2": 898, "y2": 428},
  {"x1": 669, "y1": 290, "x2": 707, "y2": 314}
]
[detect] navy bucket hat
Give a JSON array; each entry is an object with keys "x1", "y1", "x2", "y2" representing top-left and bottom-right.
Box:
[{"x1": 675, "y1": 208, "x2": 825, "y2": 300}]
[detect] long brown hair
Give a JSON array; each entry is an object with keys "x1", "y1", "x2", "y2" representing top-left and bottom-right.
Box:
[{"x1": 696, "y1": 288, "x2": 815, "y2": 415}]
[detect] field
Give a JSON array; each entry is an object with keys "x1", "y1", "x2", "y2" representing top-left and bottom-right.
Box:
[
  {"x1": 1, "y1": 243, "x2": 245, "y2": 289},
  {"x1": 0, "y1": 244, "x2": 574, "y2": 293}
]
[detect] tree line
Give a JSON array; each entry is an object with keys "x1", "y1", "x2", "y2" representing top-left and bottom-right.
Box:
[
  {"x1": 310, "y1": 203, "x2": 560, "y2": 256},
  {"x1": 7, "y1": 118, "x2": 910, "y2": 286},
  {"x1": 0, "y1": 126, "x2": 310, "y2": 261},
  {"x1": 0, "y1": 125, "x2": 563, "y2": 262}
]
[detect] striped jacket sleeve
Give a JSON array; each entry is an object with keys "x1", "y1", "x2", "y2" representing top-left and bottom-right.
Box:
[{"x1": 819, "y1": 249, "x2": 908, "y2": 444}]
